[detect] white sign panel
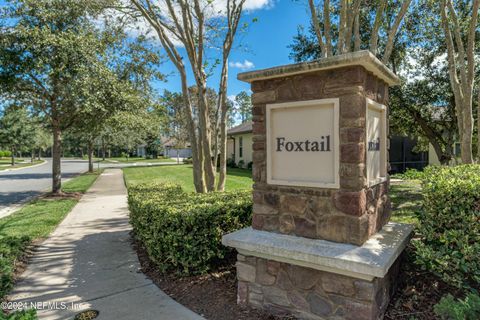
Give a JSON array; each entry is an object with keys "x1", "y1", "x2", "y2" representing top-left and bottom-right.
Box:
[
  {"x1": 366, "y1": 99, "x2": 387, "y2": 186},
  {"x1": 266, "y1": 99, "x2": 339, "y2": 189}
]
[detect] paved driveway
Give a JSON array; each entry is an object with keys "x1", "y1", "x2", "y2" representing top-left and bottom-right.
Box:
[{"x1": 0, "y1": 159, "x2": 89, "y2": 216}]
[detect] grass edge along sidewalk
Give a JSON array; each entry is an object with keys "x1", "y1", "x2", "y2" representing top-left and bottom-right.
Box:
[{"x1": 0, "y1": 170, "x2": 102, "y2": 304}]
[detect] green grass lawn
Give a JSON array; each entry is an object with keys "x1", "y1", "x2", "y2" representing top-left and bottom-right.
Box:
[
  {"x1": 390, "y1": 180, "x2": 422, "y2": 225},
  {"x1": 113, "y1": 157, "x2": 175, "y2": 163},
  {"x1": 0, "y1": 170, "x2": 101, "y2": 298},
  {"x1": 123, "y1": 165, "x2": 253, "y2": 192},
  {"x1": 0, "y1": 159, "x2": 43, "y2": 171},
  {"x1": 92, "y1": 156, "x2": 175, "y2": 164}
]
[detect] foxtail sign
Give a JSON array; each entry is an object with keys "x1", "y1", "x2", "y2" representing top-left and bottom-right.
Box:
[
  {"x1": 276, "y1": 136, "x2": 331, "y2": 152},
  {"x1": 266, "y1": 99, "x2": 340, "y2": 189},
  {"x1": 266, "y1": 98, "x2": 387, "y2": 189}
]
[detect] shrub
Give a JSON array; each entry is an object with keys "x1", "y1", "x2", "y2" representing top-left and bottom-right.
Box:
[
  {"x1": 0, "y1": 236, "x2": 30, "y2": 298},
  {"x1": 414, "y1": 165, "x2": 480, "y2": 288},
  {"x1": 182, "y1": 157, "x2": 193, "y2": 164},
  {"x1": 238, "y1": 160, "x2": 245, "y2": 168},
  {"x1": 226, "y1": 158, "x2": 237, "y2": 168},
  {"x1": 0, "y1": 309, "x2": 37, "y2": 320},
  {"x1": 128, "y1": 183, "x2": 252, "y2": 275},
  {"x1": 247, "y1": 161, "x2": 253, "y2": 170},
  {"x1": 434, "y1": 293, "x2": 480, "y2": 320},
  {"x1": 0, "y1": 150, "x2": 11, "y2": 158}
]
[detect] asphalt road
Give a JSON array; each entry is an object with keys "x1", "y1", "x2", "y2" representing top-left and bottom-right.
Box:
[
  {"x1": 0, "y1": 158, "x2": 180, "y2": 218},
  {"x1": 0, "y1": 159, "x2": 90, "y2": 215}
]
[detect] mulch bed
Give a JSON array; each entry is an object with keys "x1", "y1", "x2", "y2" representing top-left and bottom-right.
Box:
[
  {"x1": 133, "y1": 236, "x2": 463, "y2": 320},
  {"x1": 384, "y1": 245, "x2": 466, "y2": 320},
  {"x1": 42, "y1": 192, "x2": 82, "y2": 200},
  {"x1": 132, "y1": 236, "x2": 291, "y2": 320}
]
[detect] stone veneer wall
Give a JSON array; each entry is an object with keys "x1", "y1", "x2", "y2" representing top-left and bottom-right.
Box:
[
  {"x1": 251, "y1": 66, "x2": 391, "y2": 245},
  {"x1": 236, "y1": 254, "x2": 400, "y2": 320}
]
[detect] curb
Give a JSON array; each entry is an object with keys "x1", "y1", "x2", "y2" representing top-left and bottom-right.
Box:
[
  {"x1": 0, "y1": 167, "x2": 89, "y2": 220},
  {"x1": 0, "y1": 160, "x2": 47, "y2": 173}
]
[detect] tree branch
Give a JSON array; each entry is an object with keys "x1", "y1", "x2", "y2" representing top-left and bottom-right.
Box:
[
  {"x1": 382, "y1": 0, "x2": 412, "y2": 63},
  {"x1": 308, "y1": 0, "x2": 326, "y2": 57}
]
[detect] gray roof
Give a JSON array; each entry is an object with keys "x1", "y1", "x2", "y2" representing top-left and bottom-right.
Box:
[{"x1": 228, "y1": 121, "x2": 252, "y2": 135}]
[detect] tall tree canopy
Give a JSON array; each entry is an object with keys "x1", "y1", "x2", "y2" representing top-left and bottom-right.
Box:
[
  {"x1": 292, "y1": 0, "x2": 412, "y2": 64},
  {"x1": 0, "y1": 0, "x2": 161, "y2": 191},
  {"x1": 124, "y1": 0, "x2": 248, "y2": 193},
  {"x1": 0, "y1": 105, "x2": 36, "y2": 165}
]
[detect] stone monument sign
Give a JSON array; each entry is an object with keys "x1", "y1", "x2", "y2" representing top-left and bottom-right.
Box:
[
  {"x1": 267, "y1": 99, "x2": 339, "y2": 188},
  {"x1": 223, "y1": 51, "x2": 412, "y2": 320}
]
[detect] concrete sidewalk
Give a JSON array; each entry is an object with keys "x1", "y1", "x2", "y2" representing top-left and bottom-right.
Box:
[{"x1": 7, "y1": 169, "x2": 203, "y2": 320}]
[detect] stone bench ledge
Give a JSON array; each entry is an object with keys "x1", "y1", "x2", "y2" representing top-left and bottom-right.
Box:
[{"x1": 222, "y1": 222, "x2": 413, "y2": 281}]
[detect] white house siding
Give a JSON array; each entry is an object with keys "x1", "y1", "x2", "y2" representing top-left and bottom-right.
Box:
[
  {"x1": 227, "y1": 139, "x2": 234, "y2": 159},
  {"x1": 234, "y1": 133, "x2": 253, "y2": 168}
]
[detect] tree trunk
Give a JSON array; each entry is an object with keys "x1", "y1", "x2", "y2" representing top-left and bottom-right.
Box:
[
  {"x1": 102, "y1": 138, "x2": 106, "y2": 161},
  {"x1": 477, "y1": 89, "x2": 480, "y2": 161},
  {"x1": 430, "y1": 138, "x2": 452, "y2": 165},
  {"x1": 11, "y1": 147, "x2": 15, "y2": 166},
  {"x1": 31, "y1": 150, "x2": 34, "y2": 163},
  {"x1": 38, "y1": 149, "x2": 41, "y2": 161},
  {"x1": 52, "y1": 126, "x2": 62, "y2": 194},
  {"x1": 87, "y1": 141, "x2": 94, "y2": 173},
  {"x1": 217, "y1": 61, "x2": 229, "y2": 191},
  {"x1": 197, "y1": 85, "x2": 216, "y2": 192},
  {"x1": 460, "y1": 99, "x2": 474, "y2": 163}
]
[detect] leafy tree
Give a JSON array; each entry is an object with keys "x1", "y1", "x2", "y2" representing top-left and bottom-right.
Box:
[
  {"x1": 439, "y1": 0, "x2": 479, "y2": 163},
  {"x1": 0, "y1": 105, "x2": 35, "y2": 165},
  {"x1": 32, "y1": 126, "x2": 51, "y2": 160},
  {"x1": 99, "y1": 108, "x2": 161, "y2": 160},
  {"x1": 160, "y1": 90, "x2": 191, "y2": 152},
  {"x1": 0, "y1": 0, "x2": 122, "y2": 193},
  {"x1": 127, "y1": 0, "x2": 247, "y2": 192},
  {"x1": 69, "y1": 38, "x2": 162, "y2": 172},
  {"x1": 296, "y1": 0, "x2": 412, "y2": 64},
  {"x1": 234, "y1": 91, "x2": 252, "y2": 123}
]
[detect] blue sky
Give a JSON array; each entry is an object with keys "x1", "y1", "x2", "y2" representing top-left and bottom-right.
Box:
[
  {"x1": 0, "y1": 0, "x2": 310, "y2": 102},
  {"x1": 152, "y1": 1, "x2": 310, "y2": 98}
]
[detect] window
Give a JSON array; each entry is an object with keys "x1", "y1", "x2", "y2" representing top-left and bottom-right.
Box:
[
  {"x1": 239, "y1": 137, "x2": 243, "y2": 158},
  {"x1": 454, "y1": 142, "x2": 461, "y2": 157}
]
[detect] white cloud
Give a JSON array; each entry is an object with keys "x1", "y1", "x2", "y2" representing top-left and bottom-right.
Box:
[
  {"x1": 244, "y1": 0, "x2": 274, "y2": 10},
  {"x1": 229, "y1": 60, "x2": 255, "y2": 70},
  {"x1": 102, "y1": 0, "x2": 273, "y2": 47}
]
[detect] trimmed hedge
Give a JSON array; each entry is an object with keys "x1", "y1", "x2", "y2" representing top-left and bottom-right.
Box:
[
  {"x1": 0, "y1": 236, "x2": 30, "y2": 298},
  {"x1": 128, "y1": 183, "x2": 252, "y2": 275},
  {"x1": 415, "y1": 165, "x2": 480, "y2": 288},
  {"x1": 0, "y1": 150, "x2": 12, "y2": 158},
  {"x1": 434, "y1": 293, "x2": 480, "y2": 320}
]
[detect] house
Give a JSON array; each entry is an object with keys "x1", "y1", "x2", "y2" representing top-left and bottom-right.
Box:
[
  {"x1": 227, "y1": 121, "x2": 253, "y2": 168},
  {"x1": 162, "y1": 137, "x2": 192, "y2": 158},
  {"x1": 136, "y1": 144, "x2": 147, "y2": 157},
  {"x1": 389, "y1": 136, "x2": 428, "y2": 173}
]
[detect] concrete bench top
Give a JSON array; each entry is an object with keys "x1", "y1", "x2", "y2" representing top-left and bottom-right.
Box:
[{"x1": 222, "y1": 222, "x2": 413, "y2": 281}]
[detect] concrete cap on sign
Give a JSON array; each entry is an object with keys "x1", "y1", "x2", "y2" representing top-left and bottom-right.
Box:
[
  {"x1": 237, "y1": 50, "x2": 400, "y2": 86},
  {"x1": 222, "y1": 222, "x2": 413, "y2": 281}
]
